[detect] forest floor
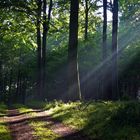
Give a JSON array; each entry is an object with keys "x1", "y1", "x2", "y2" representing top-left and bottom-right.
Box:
[
  {"x1": 0, "y1": 108, "x2": 90, "y2": 140},
  {"x1": 0, "y1": 101, "x2": 140, "y2": 140}
]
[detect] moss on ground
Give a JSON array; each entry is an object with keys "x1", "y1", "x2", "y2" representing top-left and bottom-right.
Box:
[{"x1": 42, "y1": 101, "x2": 140, "y2": 140}]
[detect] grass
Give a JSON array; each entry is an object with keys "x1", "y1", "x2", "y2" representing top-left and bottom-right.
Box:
[
  {"x1": 0, "y1": 100, "x2": 139, "y2": 140},
  {"x1": 12, "y1": 104, "x2": 34, "y2": 114},
  {"x1": 12, "y1": 103, "x2": 60, "y2": 140},
  {"x1": 0, "y1": 123, "x2": 11, "y2": 140},
  {"x1": 13, "y1": 104, "x2": 41, "y2": 117},
  {"x1": 40, "y1": 100, "x2": 140, "y2": 140},
  {"x1": 0, "y1": 102, "x2": 11, "y2": 140},
  {"x1": 11, "y1": 100, "x2": 140, "y2": 140},
  {"x1": 29, "y1": 121, "x2": 59, "y2": 140}
]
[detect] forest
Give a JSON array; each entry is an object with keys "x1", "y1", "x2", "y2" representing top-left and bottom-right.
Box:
[{"x1": 0, "y1": 0, "x2": 140, "y2": 140}]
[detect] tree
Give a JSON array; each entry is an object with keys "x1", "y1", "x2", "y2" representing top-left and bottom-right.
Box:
[
  {"x1": 101, "y1": 0, "x2": 108, "y2": 99},
  {"x1": 103, "y1": 0, "x2": 107, "y2": 59},
  {"x1": 42, "y1": 0, "x2": 53, "y2": 99},
  {"x1": 84, "y1": 0, "x2": 89, "y2": 40},
  {"x1": 36, "y1": 0, "x2": 42, "y2": 99},
  {"x1": 68, "y1": 0, "x2": 81, "y2": 101},
  {"x1": 81, "y1": 0, "x2": 99, "y2": 40},
  {"x1": 111, "y1": 0, "x2": 118, "y2": 99}
]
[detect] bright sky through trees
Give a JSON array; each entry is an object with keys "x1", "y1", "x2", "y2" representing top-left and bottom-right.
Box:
[{"x1": 97, "y1": 1, "x2": 112, "y2": 22}]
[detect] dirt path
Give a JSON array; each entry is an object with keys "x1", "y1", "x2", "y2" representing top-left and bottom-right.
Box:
[
  {"x1": 1, "y1": 109, "x2": 91, "y2": 140},
  {"x1": 8, "y1": 109, "x2": 37, "y2": 140}
]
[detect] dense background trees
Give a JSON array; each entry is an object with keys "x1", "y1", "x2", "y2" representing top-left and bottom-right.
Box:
[{"x1": 0, "y1": 0, "x2": 140, "y2": 103}]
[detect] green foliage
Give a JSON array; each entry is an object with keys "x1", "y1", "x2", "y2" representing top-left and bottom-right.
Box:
[
  {"x1": 78, "y1": 35, "x2": 102, "y2": 72},
  {"x1": 0, "y1": 123, "x2": 11, "y2": 140},
  {"x1": 27, "y1": 101, "x2": 46, "y2": 109},
  {"x1": 121, "y1": 94, "x2": 132, "y2": 101},
  {"x1": 0, "y1": 102, "x2": 7, "y2": 116},
  {"x1": 42, "y1": 101, "x2": 140, "y2": 140},
  {"x1": 103, "y1": 102, "x2": 140, "y2": 140},
  {"x1": 110, "y1": 102, "x2": 140, "y2": 126},
  {"x1": 0, "y1": 103, "x2": 11, "y2": 140},
  {"x1": 27, "y1": 100, "x2": 64, "y2": 110},
  {"x1": 12, "y1": 104, "x2": 33, "y2": 113}
]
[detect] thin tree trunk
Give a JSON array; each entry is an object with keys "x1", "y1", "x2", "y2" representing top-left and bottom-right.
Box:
[
  {"x1": 111, "y1": 0, "x2": 118, "y2": 100},
  {"x1": 68, "y1": 0, "x2": 81, "y2": 101},
  {"x1": 21, "y1": 77, "x2": 26, "y2": 104},
  {"x1": 8, "y1": 69, "x2": 13, "y2": 105},
  {"x1": 16, "y1": 68, "x2": 21, "y2": 103},
  {"x1": 84, "y1": 0, "x2": 89, "y2": 40},
  {"x1": 3, "y1": 74, "x2": 7, "y2": 102},
  {"x1": 19, "y1": 75, "x2": 22, "y2": 102}
]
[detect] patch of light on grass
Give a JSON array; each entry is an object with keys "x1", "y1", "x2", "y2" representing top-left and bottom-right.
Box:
[
  {"x1": 30, "y1": 121, "x2": 59, "y2": 140},
  {"x1": 0, "y1": 123, "x2": 11, "y2": 140}
]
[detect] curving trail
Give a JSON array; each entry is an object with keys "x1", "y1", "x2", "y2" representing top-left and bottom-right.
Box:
[
  {"x1": 0, "y1": 109, "x2": 91, "y2": 140},
  {"x1": 8, "y1": 109, "x2": 37, "y2": 140}
]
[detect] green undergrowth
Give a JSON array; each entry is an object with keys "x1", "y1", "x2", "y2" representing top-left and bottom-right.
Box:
[
  {"x1": 0, "y1": 102, "x2": 7, "y2": 116},
  {"x1": 0, "y1": 123, "x2": 11, "y2": 140},
  {"x1": 26, "y1": 100, "x2": 65, "y2": 110},
  {"x1": 41, "y1": 101, "x2": 140, "y2": 140},
  {"x1": 30, "y1": 121, "x2": 59, "y2": 140},
  {"x1": 0, "y1": 103, "x2": 11, "y2": 140},
  {"x1": 12, "y1": 104, "x2": 33, "y2": 114},
  {"x1": 27, "y1": 101, "x2": 46, "y2": 109}
]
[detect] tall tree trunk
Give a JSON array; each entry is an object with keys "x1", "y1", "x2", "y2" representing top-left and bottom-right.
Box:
[
  {"x1": 36, "y1": 0, "x2": 42, "y2": 100},
  {"x1": 68, "y1": 0, "x2": 81, "y2": 101},
  {"x1": 42, "y1": 0, "x2": 47, "y2": 100},
  {"x1": 101, "y1": 0, "x2": 107, "y2": 99},
  {"x1": 84, "y1": 0, "x2": 89, "y2": 40},
  {"x1": 111, "y1": 0, "x2": 118, "y2": 100},
  {"x1": 42, "y1": 0, "x2": 52, "y2": 99},
  {"x1": 103, "y1": 0, "x2": 107, "y2": 59}
]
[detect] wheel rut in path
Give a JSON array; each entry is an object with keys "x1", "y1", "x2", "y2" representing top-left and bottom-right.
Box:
[
  {"x1": 2, "y1": 109, "x2": 92, "y2": 140},
  {"x1": 25, "y1": 110, "x2": 92, "y2": 140},
  {"x1": 7, "y1": 109, "x2": 37, "y2": 140}
]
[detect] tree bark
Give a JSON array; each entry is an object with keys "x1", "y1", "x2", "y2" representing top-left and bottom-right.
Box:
[
  {"x1": 84, "y1": 0, "x2": 89, "y2": 40},
  {"x1": 42, "y1": 0, "x2": 47, "y2": 100},
  {"x1": 68, "y1": 0, "x2": 81, "y2": 101},
  {"x1": 16, "y1": 68, "x2": 21, "y2": 103},
  {"x1": 21, "y1": 77, "x2": 26, "y2": 104},
  {"x1": 8, "y1": 69, "x2": 13, "y2": 105},
  {"x1": 111, "y1": 0, "x2": 118, "y2": 100},
  {"x1": 103, "y1": 0, "x2": 107, "y2": 59},
  {"x1": 101, "y1": 0, "x2": 107, "y2": 99},
  {"x1": 36, "y1": 0, "x2": 42, "y2": 100},
  {"x1": 42, "y1": 0, "x2": 52, "y2": 99}
]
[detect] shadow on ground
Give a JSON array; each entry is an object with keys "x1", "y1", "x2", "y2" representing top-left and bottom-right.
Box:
[{"x1": 1, "y1": 109, "x2": 93, "y2": 140}]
